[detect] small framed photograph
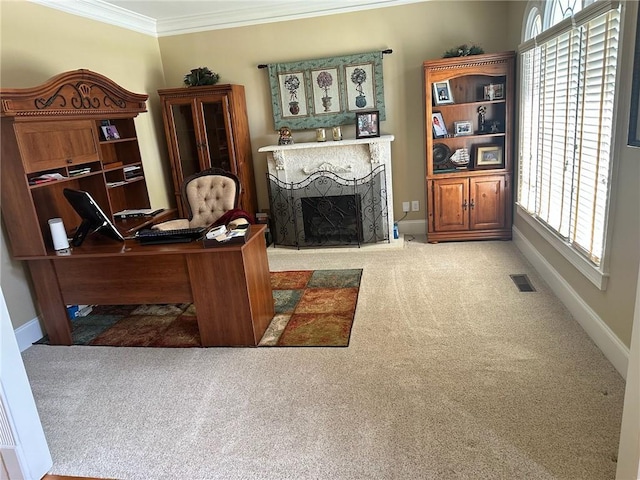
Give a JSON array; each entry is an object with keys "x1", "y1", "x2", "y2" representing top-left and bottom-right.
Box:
[
  {"x1": 484, "y1": 83, "x2": 505, "y2": 101},
  {"x1": 475, "y1": 145, "x2": 504, "y2": 168},
  {"x1": 101, "y1": 125, "x2": 120, "y2": 140},
  {"x1": 355, "y1": 111, "x2": 380, "y2": 139},
  {"x1": 433, "y1": 80, "x2": 454, "y2": 105},
  {"x1": 432, "y1": 112, "x2": 448, "y2": 138},
  {"x1": 454, "y1": 120, "x2": 473, "y2": 136}
]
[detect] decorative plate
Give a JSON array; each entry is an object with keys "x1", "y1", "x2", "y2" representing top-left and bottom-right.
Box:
[{"x1": 433, "y1": 143, "x2": 451, "y2": 166}]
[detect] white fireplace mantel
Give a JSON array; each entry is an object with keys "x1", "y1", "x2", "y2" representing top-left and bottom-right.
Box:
[
  {"x1": 258, "y1": 135, "x2": 394, "y2": 180},
  {"x1": 259, "y1": 134, "x2": 395, "y2": 240}
]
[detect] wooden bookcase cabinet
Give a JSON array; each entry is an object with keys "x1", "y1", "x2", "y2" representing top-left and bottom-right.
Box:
[
  {"x1": 423, "y1": 51, "x2": 516, "y2": 242},
  {"x1": 158, "y1": 84, "x2": 258, "y2": 218},
  {"x1": 1, "y1": 69, "x2": 151, "y2": 257}
]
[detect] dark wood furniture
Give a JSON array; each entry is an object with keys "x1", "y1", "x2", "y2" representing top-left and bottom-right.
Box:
[
  {"x1": 157, "y1": 84, "x2": 258, "y2": 218},
  {"x1": 19, "y1": 225, "x2": 274, "y2": 347},
  {"x1": 1, "y1": 71, "x2": 274, "y2": 347},
  {"x1": 423, "y1": 51, "x2": 515, "y2": 242},
  {"x1": 1, "y1": 69, "x2": 152, "y2": 257}
]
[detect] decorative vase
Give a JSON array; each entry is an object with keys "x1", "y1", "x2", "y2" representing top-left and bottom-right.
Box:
[
  {"x1": 355, "y1": 95, "x2": 367, "y2": 108},
  {"x1": 321, "y1": 96, "x2": 332, "y2": 112},
  {"x1": 289, "y1": 102, "x2": 300, "y2": 115}
]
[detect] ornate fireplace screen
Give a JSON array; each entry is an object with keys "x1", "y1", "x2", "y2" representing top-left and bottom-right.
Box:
[{"x1": 267, "y1": 165, "x2": 389, "y2": 248}]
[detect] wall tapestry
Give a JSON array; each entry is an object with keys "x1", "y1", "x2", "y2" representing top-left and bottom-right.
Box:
[{"x1": 265, "y1": 50, "x2": 387, "y2": 130}]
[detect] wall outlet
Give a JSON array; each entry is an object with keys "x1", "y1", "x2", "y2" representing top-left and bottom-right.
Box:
[
  {"x1": 411, "y1": 200, "x2": 420, "y2": 212},
  {"x1": 402, "y1": 201, "x2": 410, "y2": 212}
]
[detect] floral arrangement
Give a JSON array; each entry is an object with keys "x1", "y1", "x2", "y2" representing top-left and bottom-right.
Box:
[
  {"x1": 183, "y1": 67, "x2": 220, "y2": 87},
  {"x1": 351, "y1": 68, "x2": 367, "y2": 94},
  {"x1": 442, "y1": 44, "x2": 485, "y2": 58},
  {"x1": 284, "y1": 74, "x2": 300, "y2": 101},
  {"x1": 316, "y1": 71, "x2": 333, "y2": 96}
]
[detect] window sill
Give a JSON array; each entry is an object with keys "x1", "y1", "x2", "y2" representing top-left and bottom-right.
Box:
[{"x1": 515, "y1": 205, "x2": 609, "y2": 290}]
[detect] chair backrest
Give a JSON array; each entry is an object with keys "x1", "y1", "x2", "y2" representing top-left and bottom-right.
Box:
[{"x1": 182, "y1": 168, "x2": 241, "y2": 228}]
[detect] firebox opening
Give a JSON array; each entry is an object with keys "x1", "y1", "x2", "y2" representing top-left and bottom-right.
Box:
[{"x1": 301, "y1": 194, "x2": 363, "y2": 245}]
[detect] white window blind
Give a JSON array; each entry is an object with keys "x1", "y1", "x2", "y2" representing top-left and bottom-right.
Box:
[{"x1": 518, "y1": 3, "x2": 620, "y2": 267}]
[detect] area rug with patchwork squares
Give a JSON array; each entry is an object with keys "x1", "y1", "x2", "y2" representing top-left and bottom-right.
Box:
[{"x1": 35, "y1": 269, "x2": 362, "y2": 348}]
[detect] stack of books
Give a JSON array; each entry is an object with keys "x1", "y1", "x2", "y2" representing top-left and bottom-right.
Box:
[
  {"x1": 68, "y1": 166, "x2": 91, "y2": 177},
  {"x1": 28, "y1": 173, "x2": 66, "y2": 185},
  {"x1": 124, "y1": 165, "x2": 143, "y2": 180}
]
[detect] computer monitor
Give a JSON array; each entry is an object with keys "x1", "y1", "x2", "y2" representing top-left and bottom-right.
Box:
[{"x1": 63, "y1": 188, "x2": 125, "y2": 246}]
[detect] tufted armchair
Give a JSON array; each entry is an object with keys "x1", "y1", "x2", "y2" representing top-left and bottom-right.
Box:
[{"x1": 153, "y1": 168, "x2": 252, "y2": 231}]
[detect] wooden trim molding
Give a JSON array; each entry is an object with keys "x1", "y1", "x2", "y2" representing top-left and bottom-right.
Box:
[{"x1": 1, "y1": 69, "x2": 148, "y2": 118}]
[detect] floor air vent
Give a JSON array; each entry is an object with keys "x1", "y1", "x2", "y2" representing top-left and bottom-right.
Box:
[{"x1": 510, "y1": 274, "x2": 536, "y2": 292}]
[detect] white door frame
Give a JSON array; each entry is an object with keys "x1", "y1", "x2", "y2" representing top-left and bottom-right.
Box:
[{"x1": 0, "y1": 289, "x2": 52, "y2": 479}]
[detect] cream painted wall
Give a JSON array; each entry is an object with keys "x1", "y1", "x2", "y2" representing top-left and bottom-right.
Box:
[
  {"x1": 0, "y1": 0, "x2": 170, "y2": 329},
  {"x1": 507, "y1": 1, "x2": 639, "y2": 347},
  {"x1": 157, "y1": 1, "x2": 512, "y2": 222}
]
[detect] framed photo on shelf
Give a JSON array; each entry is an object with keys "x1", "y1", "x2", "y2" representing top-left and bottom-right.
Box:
[
  {"x1": 433, "y1": 80, "x2": 454, "y2": 105},
  {"x1": 484, "y1": 83, "x2": 504, "y2": 101},
  {"x1": 432, "y1": 112, "x2": 448, "y2": 138},
  {"x1": 475, "y1": 145, "x2": 503, "y2": 168},
  {"x1": 101, "y1": 125, "x2": 120, "y2": 140},
  {"x1": 454, "y1": 120, "x2": 472, "y2": 136},
  {"x1": 355, "y1": 110, "x2": 380, "y2": 139}
]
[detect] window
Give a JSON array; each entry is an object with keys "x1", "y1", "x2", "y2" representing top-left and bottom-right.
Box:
[{"x1": 518, "y1": 0, "x2": 620, "y2": 288}]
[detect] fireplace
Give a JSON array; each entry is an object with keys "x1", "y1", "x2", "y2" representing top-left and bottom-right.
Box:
[
  {"x1": 259, "y1": 135, "x2": 395, "y2": 248},
  {"x1": 267, "y1": 166, "x2": 387, "y2": 247},
  {"x1": 302, "y1": 194, "x2": 363, "y2": 245}
]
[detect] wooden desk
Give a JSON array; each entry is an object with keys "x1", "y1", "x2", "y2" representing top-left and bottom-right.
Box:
[{"x1": 23, "y1": 225, "x2": 274, "y2": 347}]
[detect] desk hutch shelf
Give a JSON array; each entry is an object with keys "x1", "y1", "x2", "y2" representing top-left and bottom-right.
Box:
[{"x1": 1, "y1": 69, "x2": 152, "y2": 257}]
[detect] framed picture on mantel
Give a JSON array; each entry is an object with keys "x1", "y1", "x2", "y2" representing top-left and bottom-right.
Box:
[{"x1": 355, "y1": 111, "x2": 380, "y2": 139}]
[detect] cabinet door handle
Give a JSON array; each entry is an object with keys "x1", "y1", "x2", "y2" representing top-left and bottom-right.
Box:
[
  {"x1": 462, "y1": 199, "x2": 468, "y2": 210},
  {"x1": 66, "y1": 158, "x2": 73, "y2": 164},
  {"x1": 470, "y1": 199, "x2": 475, "y2": 209}
]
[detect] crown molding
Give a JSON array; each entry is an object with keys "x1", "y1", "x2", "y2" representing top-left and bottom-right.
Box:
[
  {"x1": 28, "y1": 0, "x2": 428, "y2": 37},
  {"x1": 30, "y1": 0, "x2": 157, "y2": 36},
  {"x1": 155, "y1": 0, "x2": 427, "y2": 37}
]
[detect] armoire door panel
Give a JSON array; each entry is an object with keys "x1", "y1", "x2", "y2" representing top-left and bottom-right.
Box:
[
  {"x1": 169, "y1": 101, "x2": 200, "y2": 183},
  {"x1": 200, "y1": 96, "x2": 234, "y2": 173}
]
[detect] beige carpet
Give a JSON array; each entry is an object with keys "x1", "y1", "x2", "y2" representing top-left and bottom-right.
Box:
[{"x1": 22, "y1": 237, "x2": 625, "y2": 479}]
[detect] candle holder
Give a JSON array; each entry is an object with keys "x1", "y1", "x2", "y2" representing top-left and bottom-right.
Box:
[{"x1": 332, "y1": 126, "x2": 343, "y2": 141}]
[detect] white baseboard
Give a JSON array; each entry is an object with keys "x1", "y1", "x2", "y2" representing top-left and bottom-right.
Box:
[
  {"x1": 513, "y1": 226, "x2": 629, "y2": 379},
  {"x1": 14, "y1": 317, "x2": 44, "y2": 353},
  {"x1": 397, "y1": 219, "x2": 426, "y2": 235}
]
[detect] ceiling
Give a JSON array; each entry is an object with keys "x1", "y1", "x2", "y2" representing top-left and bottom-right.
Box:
[{"x1": 31, "y1": 0, "x2": 428, "y2": 37}]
